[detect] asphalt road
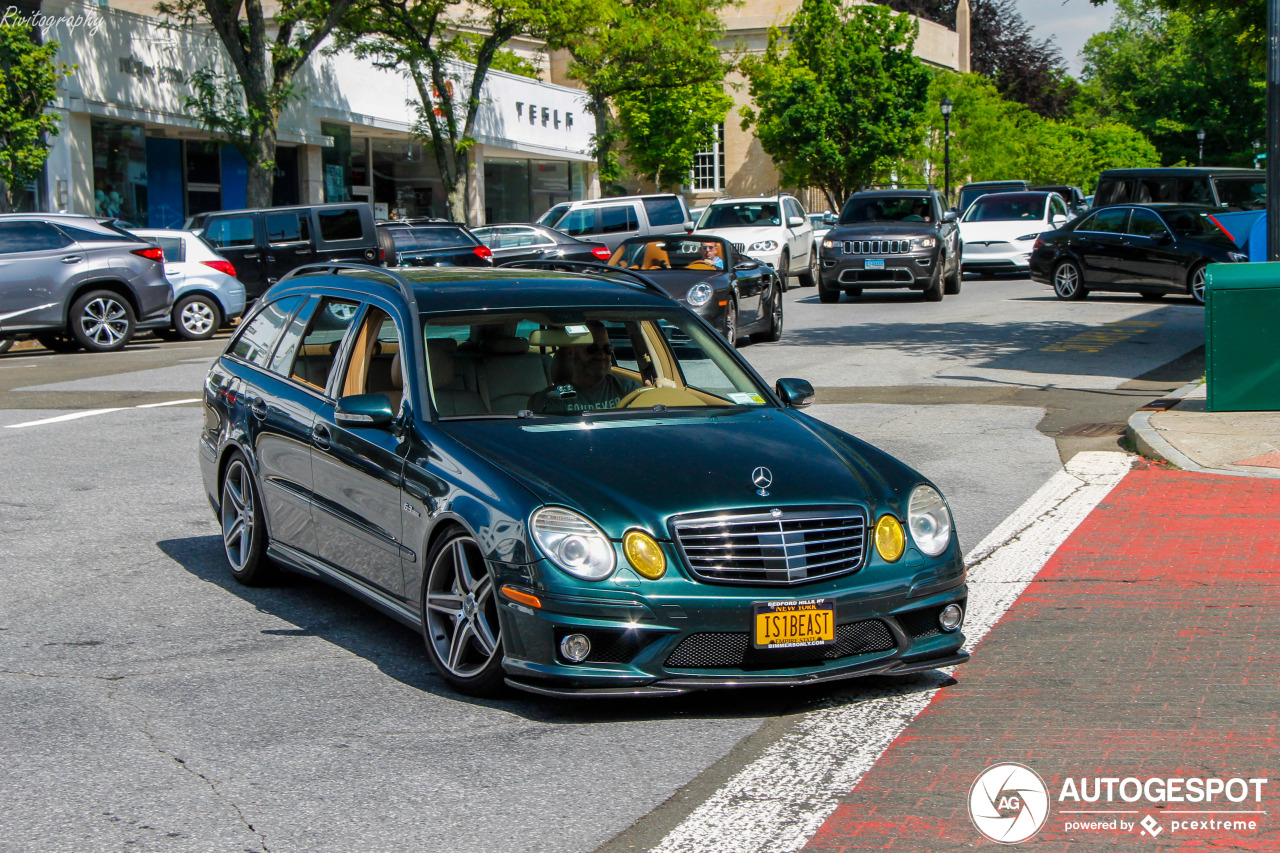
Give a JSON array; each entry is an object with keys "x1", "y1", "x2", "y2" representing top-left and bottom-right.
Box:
[{"x1": 0, "y1": 274, "x2": 1205, "y2": 853}]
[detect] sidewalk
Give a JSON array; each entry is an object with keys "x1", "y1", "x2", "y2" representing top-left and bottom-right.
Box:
[
  {"x1": 1127, "y1": 381, "x2": 1280, "y2": 479},
  {"x1": 803, "y1": 462, "x2": 1280, "y2": 851}
]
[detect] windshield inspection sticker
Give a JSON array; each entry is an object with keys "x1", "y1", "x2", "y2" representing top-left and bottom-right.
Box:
[{"x1": 727, "y1": 393, "x2": 763, "y2": 405}]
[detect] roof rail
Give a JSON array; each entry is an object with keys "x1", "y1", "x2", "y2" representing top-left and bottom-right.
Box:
[
  {"x1": 279, "y1": 262, "x2": 422, "y2": 318},
  {"x1": 497, "y1": 259, "x2": 672, "y2": 300}
]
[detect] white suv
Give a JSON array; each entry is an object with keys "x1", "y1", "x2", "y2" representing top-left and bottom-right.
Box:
[{"x1": 694, "y1": 194, "x2": 816, "y2": 289}]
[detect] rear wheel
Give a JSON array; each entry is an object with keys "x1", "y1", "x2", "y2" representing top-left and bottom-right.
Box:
[
  {"x1": 422, "y1": 527, "x2": 506, "y2": 697},
  {"x1": 752, "y1": 283, "x2": 784, "y2": 342},
  {"x1": 1189, "y1": 263, "x2": 1208, "y2": 305},
  {"x1": 0, "y1": 339, "x2": 14, "y2": 355},
  {"x1": 173, "y1": 294, "x2": 223, "y2": 340},
  {"x1": 1052, "y1": 260, "x2": 1088, "y2": 301},
  {"x1": 70, "y1": 290, "x2": 134, "y2": 352},
  {"x1": 36, "y1": 334, "x2": 81, "y2": 353},
  {"x1": 220, "y1": 453, "x2": 275, "y2": 586}
]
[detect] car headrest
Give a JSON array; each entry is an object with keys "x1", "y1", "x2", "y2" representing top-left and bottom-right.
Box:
[
  {"x1": 427, "y1": 337, "x2": 458, "y2": 385},
  {"x1": 390, "y1": 352, "x2": 403, "y2": 389},
  {"x1": 481, "y1": 336, "x2": 530, "y2": 355}
]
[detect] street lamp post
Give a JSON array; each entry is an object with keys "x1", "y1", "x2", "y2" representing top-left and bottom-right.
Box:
[
  {"x1": 1197, "y1": 128, "x2": 1206, "y2": 166},
  {"x1": 940, "y1": 97, "x2": 953, "y2": 206},
  {"x1": 1254, "y1": 138, "x2": 1263, "y2": 169}
]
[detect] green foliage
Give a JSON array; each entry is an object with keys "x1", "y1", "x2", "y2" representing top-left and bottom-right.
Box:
[
  {"x1": 185, "y1": 69, "x2": 293, "y2": 170},
  {"x1": 546, "y1": 0, "x2": 734, "y2": 185},
  {"x1": 739, "y1": 0, "x2": 930, "y2": 207},
  {"x1": 893, "y1": 72, "x2": 1159, "y2": 195},
  {"x1": 0, "y1": 23, "x2": 72, "y2": 211},
  {"x1": 1078, "y1": 0, "x2": 1263, "y2": 166},
  {"x1": 615, "y1": 80, "x2": 733, "y2": 190}
]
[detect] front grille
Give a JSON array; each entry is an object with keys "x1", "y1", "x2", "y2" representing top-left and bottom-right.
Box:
[
  {"x1": 733, "y1": 242, "x2": 746, "y2": 254},
  {"x1": 672, "y1": 507, "x2": 868, "y2": 585},
  {"x1": 665, "y1": 619, "x2": 896, "y2": 668},
  {"x1": 843, "y1": 239, "x2": 912, "y2": 255}
]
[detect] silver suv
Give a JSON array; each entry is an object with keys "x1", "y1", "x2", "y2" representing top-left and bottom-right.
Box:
[
  {"x1": 0, "y1": 215, "x2": 173, "y2": 352},
  {"x1": 536, "y1": 194, "x2": 694, "y2": 251}
]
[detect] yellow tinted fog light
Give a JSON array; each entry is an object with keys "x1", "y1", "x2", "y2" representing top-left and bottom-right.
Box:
[
  {"x1": 874, "y1": 515, "x2": 906, "y2": 562},
  {"x1": 623, "y1": 530, "x2": 666, "y2": 579}
]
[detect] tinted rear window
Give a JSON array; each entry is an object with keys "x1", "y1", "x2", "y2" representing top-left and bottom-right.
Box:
[
  {"x1": 0, "y1": 221, "x2": 71, "y2": 253},
  {"x1": 1077, "y1": 208, "x2": 1128, "y2": 233},
  {"x1": 317, "y1": 208, "x2": 366, "y2": 242},
  {"x1": 1164, "y1": 209, "x2": 1234, "y2": 245},
  {"x1": 643, "y1": 196, "x2": 687, "y2": 227},
  {"x1": 389, "y1": 226, "x2": 477, "y2": 250},
  {"x1": 600, "y1": 205, "x2": 640, "y2": 233}
]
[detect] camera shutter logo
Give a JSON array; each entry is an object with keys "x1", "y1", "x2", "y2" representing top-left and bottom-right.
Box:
[{"x1": 968, "y1": 763, "x2": 1051, "y2": 844}]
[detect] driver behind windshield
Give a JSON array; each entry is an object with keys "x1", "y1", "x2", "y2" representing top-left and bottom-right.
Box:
[{"x1": 528, "y1": 322, "x2": 642, "y2": 414}]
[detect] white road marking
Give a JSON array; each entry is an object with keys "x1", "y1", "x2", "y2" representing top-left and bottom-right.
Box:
[
  {"x1": 649, "y1": 451, "x2": 1134, "y2": 853},
  {"x1": 4, "y1": 398, "x2": 201, "y2": 428}
]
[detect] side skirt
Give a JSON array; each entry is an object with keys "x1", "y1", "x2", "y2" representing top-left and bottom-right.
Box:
[{"x1": 267, "y1": 542, "x2": 421, "y2": 631}]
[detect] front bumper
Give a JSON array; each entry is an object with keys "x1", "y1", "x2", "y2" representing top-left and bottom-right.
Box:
[
  {"x1": 961, "y1": 243, "x2": 1032, "y2": 272},
  {"x1": 819, "y1": 250, "x2": 937, "y2": 289}
]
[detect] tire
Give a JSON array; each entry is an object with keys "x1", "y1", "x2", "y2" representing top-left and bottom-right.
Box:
[
  {"x1": 69, "y1": 289, "x2": 135, "y2": 352},
  {"x1": 817, "y1": 276, "x2": 840, "y2": 303},
  {"x1": 777, "y1": 250, "x2": 790, "y2": 292},
  {"x1": 1052, "y1": 260, "x2": 1088, "y2": 301},
  {"x1": 723, "y1": 299, "x2": 739, "y2": 346},
  {"x1": 0, "y1": 339, "x2": 13, "y2": 355},
  {"x1": 173, "y1": 294, "x2": 223, "y2": 341},
  {"x1": 922, "y1": 266, "x2": 944, "y2": 302},
  {"x1": 943, "y1": 257, "x2": 962, "y2": 295},
  {"x1": 797, "y1": 247, "x2": 818, "y2": 287},
  {"x1": 752, "y1": 283, "x2": 784, "y2": 343},
  {"x1": 36, "y1": 334, "x2": 81, "y2": 353},
  {"x1": 1189, "y1": 263, "x2": 1208, "y2": 305},
  {"x1": 220, "y1": 453, "x2": 276, "y2": 586},
  {"x1": 421, "y1": 527, "x2": 506, "y2": 697}
]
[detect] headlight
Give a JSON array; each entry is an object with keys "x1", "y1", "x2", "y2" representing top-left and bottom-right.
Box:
[
  {"x1": 916, "y1": 236, "x2": 937, "y2": 249},
  {"x1": 530, "y1": 507, "x2": 616, "y2": 580},
  {"x1": 1016, "y1": 232, "x2": 1042, "y2": 242},
  {"x1": 907, "y1": 485, "x2": 952, "y2": 557},
  {"x1": 823, "y1": 239, "x2": 835, "y2": 249},
  {"x1": 686, "y1": 282, "x2": 713, "y2": 307},
  {"x1": 749, "y1": 240, "x2": 780, "y2": 252},
  {"x1": 1228, "y1": 252, "x2": 1249, "y2": 262}
]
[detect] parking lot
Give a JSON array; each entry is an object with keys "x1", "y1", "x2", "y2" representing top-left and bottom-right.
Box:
[{"x1": 0, "y1": 274, "x2": 1209, "y2": 852}]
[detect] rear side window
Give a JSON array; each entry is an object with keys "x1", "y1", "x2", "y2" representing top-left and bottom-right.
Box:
[
  {"x1": 58, "y1": 224, "x2": 138, "y2": 244},
  {"x1": 317, "y1": 208, "x2": 366, "y2": 242},
  {"x1": 642, "y1": 197, "x2": 686, "y2": 227},
  {"x1": 1094, "y1": 178, "x2": 1133, "y2": 207},
  {"x1": 266, "y1": 212, "x2": 311, "y2": 245},
  {"x1": 155, "y1": 236, "x2": 185, "y2": 262},
  {"x1": 290, "y1": 298, "x2": 361, "y2": 391},
  {"x1": 1213, "y1": 177, "x2": 1266, "y2": 209},
  {"x1": 0, "y1": 222, "x2": 72, "y2": 253},
  {"x1": 600, "y1": 205, "x2": 639, "y2": 234},
  {"x1": 1127, "y1": 208, "x2": 1169, "y2": 237},
  {"x1": 205, "y1": 217, "x2": 257, "y2": 249},
  {"x1": 1078, "y1": 208, "x2": 1129, "y2": 233},
  {"x1": 229, "y1": 295, "x2": 305, "y2": 367}
]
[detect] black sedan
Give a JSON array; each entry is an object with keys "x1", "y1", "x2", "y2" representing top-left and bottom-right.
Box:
[
  {"x1": 472, "y1": 223, "x2": 612, "y2": 264},
  {"x1": 609, "y1": 234, "x2": 783, "y2": 345},
  {"x1": 1029, "y1": 204, "x2": 1248, "y2": 304},
  {"x1": 377, "y1": 221, "x2": 494, "y2": 268}
]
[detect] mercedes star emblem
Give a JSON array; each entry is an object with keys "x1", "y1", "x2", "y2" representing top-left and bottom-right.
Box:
[{"x1": 752, "y1": 466, "x2": 773, "y2": 496}]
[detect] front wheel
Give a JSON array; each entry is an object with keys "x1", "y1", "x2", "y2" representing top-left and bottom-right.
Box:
[
  {"x1": 922, "y1": 266, "x2": 944, "y2": 302},
  {"x1": 797, "y1": 248, "x2": 818, "y2": 287},
  {"x1": 173, "y1": 294, "x2": 223, "y2": 340},
  {"x1": 70, "y1": 290, "x2": 135, "y2": 352},
  {"x1": 421, "y1": 528, "x2": 506, "y2": 697},
  {"x1": 817, "y1": 276, "x2": 840, "y2": 303},
  {"x1": 777, "y1": 250, "x2": 790, "y2": 292},
  {"x1": 943, "y1": 257, "x2": 962, "y2": 295},
  {"x1": 1189, "y1": 263, "x2": 1207, "y2": 305},
  {"x1": 752, "y1": 283, "x2": 784, "y2": 342},
  {"x1": 0, "y1": 339, "x2": 13, "y2": 355},
  {"x1": 1052, "y1": 260, "x2": 1088, "y2": 301}
]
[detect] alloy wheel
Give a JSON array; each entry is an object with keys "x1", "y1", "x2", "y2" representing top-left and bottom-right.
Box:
[
  {"x1": 724, "y1": 301, "x2": 738, "y2": 346},
  {"x1": 78, "y1": 296, "x2": 130, "y2": 348},
  {"x1": 1191, "y1": 266, "x2": 1207, "y2": 304},
  {"x1": 220, "y1": 460, "x2": 256, "y2": 573},
  {"x1": 424, "y1": 536, "x2": 501, "y2": 678},
  {"x1": 1053, "y1": 262, "x2": 1084, "y2": 300}
]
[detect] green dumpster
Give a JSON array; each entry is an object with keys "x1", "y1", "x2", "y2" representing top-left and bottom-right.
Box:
[{"x1": 1205, "y1": 262, "x2": 1280, "y2": 412}]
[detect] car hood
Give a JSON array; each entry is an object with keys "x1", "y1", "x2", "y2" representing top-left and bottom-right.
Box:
[
  {"x1": 958, "y1": 220, "x2": 1048, "y2": 241},
  {"x1": 828, "y1": 222, "x2": 937, "y2": 238},
  {"x1": 440, "y1": 408, "x2": 918, "y2": 537}
]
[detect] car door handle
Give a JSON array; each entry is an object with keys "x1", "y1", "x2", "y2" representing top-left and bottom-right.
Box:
[
  {"x1": 312, "y1": 422, "x2": 331, "y2": 450},
  {"x1": 60, "y1": 255, "x2": 83, "y2": 264},
  {"x1": 243, "y1": 252, "x2": 260, "y2": 259},
  {"x1": 250, "y1": 397, "x2": 268, "y2": 419},
  {"x1": 295, "y1": 248, "x2": 312, "y2": 254}
]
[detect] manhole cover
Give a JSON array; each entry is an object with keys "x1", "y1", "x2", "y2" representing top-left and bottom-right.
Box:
[{"x1": 1058, "y1": 422, "x2": 1127, "y2": 438}]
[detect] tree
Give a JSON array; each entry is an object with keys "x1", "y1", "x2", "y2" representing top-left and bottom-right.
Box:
[
  {"x1": 1078, "y1": 0, "x2": 1264, "y2": 166},
  {"x1": 884, "y1": 0, "x2": 1076, "y2": 118},
  {"x1": 157, "y1": 0, "x2": 363, "y2": 208},
  {"x1": 0, "y1": 22, "x2": 71, "y2": 212},
  {"x1": 336, "y1": 0, "x2": 571, "y2": 222},
  {"x1": 547, "y1": 0, "x2": 735, "y2": 187},
  {"x1": 614, "y1": 80, "x2": 733, "y2": 190},
  {"x1": 739, "y1": 0, "x2": 930, "y2": 210}
]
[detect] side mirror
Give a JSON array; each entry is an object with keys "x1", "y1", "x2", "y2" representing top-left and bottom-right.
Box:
[
  {"x1": 734, "y1": 260, "x2": 759, "y2": 271},
  {"x1": 942, "y1": 210, "x2": 958, "y2": 222},
  {"x1": 684, "y1": 221, "x2": 695, "y2": 233},
  {"x1": 1052, "y1": 214, "x2": 1067, "y2": 226},
  {"x1": 787, "y1": 216, "x2": 805, "y2": 228},
  {"x1": 775, "y1": 377, "x2": 815, "y2": 408},
  {"x1": 336, "y1": 393, "x2": 396, "y2": 428},
  {"x1": 1156, "y1": 231, "x2": 1174, "y2": 246},
  {"x1": 823, "y1": 212, "x2": 837, "y2": 225}
]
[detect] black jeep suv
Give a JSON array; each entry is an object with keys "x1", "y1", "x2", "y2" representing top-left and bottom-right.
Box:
[{"x1": 817, "y1": 190, "x2": 961, "y2": 302}]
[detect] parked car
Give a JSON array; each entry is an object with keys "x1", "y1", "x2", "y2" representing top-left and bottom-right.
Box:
[
  {"x1": 130, "y1": 229, "x2": 246, "y2": 340},
  {"x1": 959, "y1": 191, "x2": 1071, "y2": 276},
  {"x1": 695, "y1": 193, "x2": 817, "y2": 288},
  {"x1": 1092, "y1": 168, "x2": 1265, "y2": 211},
  {"x1": 0, "y1": 214, "x2": 173, "y2": 353},
  {"x1": 1029, "y1": 203, "x2": 1248, "y2": 304},
  {"x1": 472, "y1": 223, "x2": 611, "y2": 264},
  {"x1": 377, "y1": 221, "x2": 493, "y2": 268},
  {"x1": 201, "y1": 262, "x2": 968, "y2": 697},
  {"x1": 818, "y1": 189, "x2": 960, "y2": 302},
  {"x1": 536, "y1": 193, "x2": 694, "y2": 251},
  {"x1": 186, "y1": 202, "x2": 380, "y2": 301},
  {"x1": 1030, "y1": 184, "x2": 1087, "y2": 212},
  {"x1": 955, "y1": 180, "x2": 1029, "y2": 216},
  {"x1": 605, "y1": 234, "x2": 783, "y2": 345}
]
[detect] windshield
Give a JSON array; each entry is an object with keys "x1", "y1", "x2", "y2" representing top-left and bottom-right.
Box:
[
  {"x1": 698, "y1": 202, "x2": 780, "y2": 229},
  {"x1": 608, "y1": 239, "x2": 727, "y2": 271},
  {"x1": 536, "y1": 204, "x2": 571, "y2": 228},
  {"x1": 839, "y1": 196, "x2": 933, "y2": 224},
  {"x1": 962, "y1": 193, "x2": 1047, "y2": 223},
  {"x1": 1162, "y1": 209, "x2": 1237, "y2": 245},
  {"x1": 421, "y1": 309, "x2": 768, "y2": 419}
]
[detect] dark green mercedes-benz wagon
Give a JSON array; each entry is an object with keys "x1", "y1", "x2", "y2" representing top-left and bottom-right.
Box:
[{"x1": 199, "y1": 263, "x2": 968, "y2": 697}]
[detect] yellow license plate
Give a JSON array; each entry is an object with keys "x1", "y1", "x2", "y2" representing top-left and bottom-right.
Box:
[{"x1": 753, "y1": 599, "x2": 836, "y2": 649}]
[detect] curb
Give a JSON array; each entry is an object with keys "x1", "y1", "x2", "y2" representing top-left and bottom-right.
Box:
[{"x1": 1125, "y1": 380, "x2": 1280, "y2": 480}]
